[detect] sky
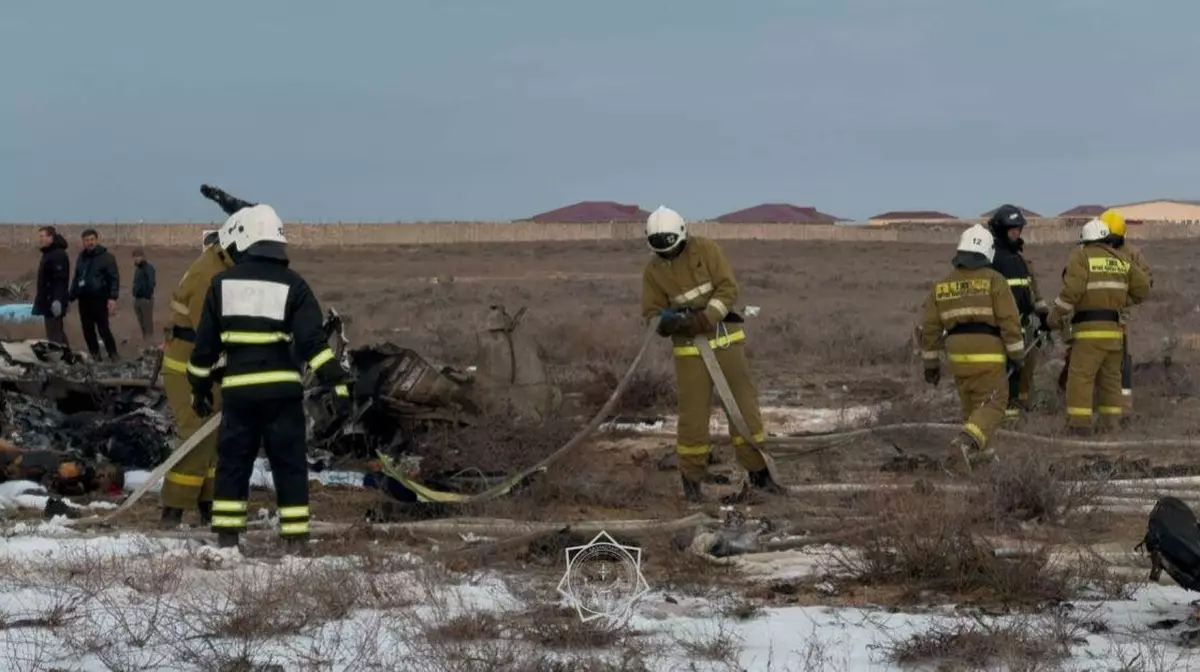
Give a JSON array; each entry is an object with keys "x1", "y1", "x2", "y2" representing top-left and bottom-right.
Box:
[{"x1": 2, "y1": 0, "x2": 1198, "y2": 223}]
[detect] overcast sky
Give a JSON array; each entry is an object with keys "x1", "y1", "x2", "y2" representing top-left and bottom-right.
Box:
[{"x1": 3, "y1": 0, "x2": 1197, "y2": 223}]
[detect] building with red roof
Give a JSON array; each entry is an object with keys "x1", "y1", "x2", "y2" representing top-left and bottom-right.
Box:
[
  {"x1": 712, "y1": 203, "x2": 844, "y2": 224},
  {"x1": 520, "y1": 201, "x2": 651, "y2": 223}
]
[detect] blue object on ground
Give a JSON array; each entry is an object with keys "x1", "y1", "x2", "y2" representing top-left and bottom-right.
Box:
[{"x1": 0, "y1": 303, "x2": 36, "y2": 323}]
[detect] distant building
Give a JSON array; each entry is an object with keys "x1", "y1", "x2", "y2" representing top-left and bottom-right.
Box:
[
  {"x1": 867, "y1": 210, "x2": 958, "y2": 226},
  {"x1": 1104, "y1": 199, "x2": 1200, "y2": 225},
  {"x1": 1057, "y1": 204, "x2": 1107, "y2": 224},
  {"x1": 980, "y1": 205, "x2": 1043, "y2": 220},
  {"x1": 712, "y1": 203, "x2": 845, "y2": 224},
  {"x1": 520, "y1": 201, "x2": 651, "y2": 223}
]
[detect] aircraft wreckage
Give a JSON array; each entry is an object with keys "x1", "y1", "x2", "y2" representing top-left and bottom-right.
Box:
[{"x1": 0, "y1": 305, "x2": 564, "y2": 515}]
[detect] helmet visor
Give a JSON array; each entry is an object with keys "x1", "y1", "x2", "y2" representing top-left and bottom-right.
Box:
[{"x1": 648, "y1": 232, "x2": 680, "y2": 252}]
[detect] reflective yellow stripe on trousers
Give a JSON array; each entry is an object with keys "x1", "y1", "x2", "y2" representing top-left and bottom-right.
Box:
[
  {"x1": 221, "y1": 370, "x2": 303, "y2": 388},
  {"x1": 162, "y1": 357, "x2": 188, "y2": 374},
  {"x1": 673, "y1": 329, "x2": 746, "y2": 356},
  {"x1": 221, "y1": 331, "x2": 292, "y2": 344},
  {"x1": 946, "y1": 353, "x2": 1006, "y2": 364}
]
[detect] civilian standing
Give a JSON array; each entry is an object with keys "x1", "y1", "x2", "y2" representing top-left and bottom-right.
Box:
[
  {"x1": 69, "y1": 229, "x2": 120, "y2": 361},
  {"x1": 132, "y1": 248, "x2": 156, "y2": 343},
  {"x1": 32, "y1": 226, "x2": 70, "y2": 346}
]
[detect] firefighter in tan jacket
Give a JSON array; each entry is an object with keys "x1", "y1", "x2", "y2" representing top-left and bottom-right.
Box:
[
  {"x1": 641, "y1": 206, "x2": 783, "y2": 502},
  {"x1": 921, "y1": 225, "x2": 1024, "y2": 472},
  {"x1": 158, "y1": 230, "x2": 235, "y2": 528},
  {"x1": 1048, "y1": 218, "x2": 1150, "y2": 433},
  {"x1": 1100, "y1": 209, "x2": 1152, "y2": 409}
]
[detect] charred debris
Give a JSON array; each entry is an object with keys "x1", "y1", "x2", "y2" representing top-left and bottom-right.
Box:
[{"x1": 1, "y1": 306, "x2": 563, "y2": 505}]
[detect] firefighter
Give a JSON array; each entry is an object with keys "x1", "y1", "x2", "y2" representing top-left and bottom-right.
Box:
[
  {"x1": 1100, "y1": 208, "x2": 1153, "y2": 412},
  {"x1": 986, "y1": 205, "x2": 1051, "y2": 420},
  {"x1": 187, "y1": 204, "x2": 350, "y2": 550},
  {"x1": 640, "y1": 205, "x2": 783, "y2": 502},
  {"x1": 158, "y1": 228, "x2": 236, "y2": 529},
  {"x1": 1047, "y1": 218, "x2": 1150, "y2": 433},
  {"x1": 158, "y1": 186, "x2": 256, "y2": 530},
  {"x1": 920, "y1": 224, "x2": 1024, "y2": 473}
]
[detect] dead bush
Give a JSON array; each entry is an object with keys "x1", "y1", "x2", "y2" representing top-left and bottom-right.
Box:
[
  {"x1": 831, "y1": 490, "x2": 1114, "y2": 605},
  {"x1": 972, "y1": 449, "x2": 1105, "y2": 525},
  {"x1": 671, "y1": 616, "x2": 743, "y2": 667},
  {"x1": 881, "y1": 611, "x2": 1085, "y2": 671}
]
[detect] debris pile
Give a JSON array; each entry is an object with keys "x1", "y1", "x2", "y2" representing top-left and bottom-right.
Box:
[{"x1": 0, "y1": 341, "x2": 167, "y2": 498}]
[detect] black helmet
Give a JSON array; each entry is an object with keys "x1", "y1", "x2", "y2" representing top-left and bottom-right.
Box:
[{"x1": 987, "y1": 204, "x2": 1027, "y2": 235}]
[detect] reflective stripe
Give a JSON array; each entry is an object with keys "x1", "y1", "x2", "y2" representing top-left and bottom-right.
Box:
[
  {"x1": 1066, "y1": 407, "x2": 1093, "y2": 417},
  {"x1": 707, "y1": 298, "x2": 729, "y2": 320},
  {"x1": 187, "y1": 363, "x2": 211, "y2": 378},
  {"x1": 280, "y1": 522, "x2": 309, "y2": 536},
  {"x1": 1054, "y1": 298, "x2": 1073, "y2": 311},
  {"x1": 334, "y1": 384, "x2": 349, "y2": 397},
  {"x1": 940, "y1": 307, "x2": 994, "y2": 320},
  {"x1": 222, "y1": 371, "x2": 303, "y2": 388},
  {"x1": 310, "y1": 348, "x2": 335, "y2": 369},
  {"x1": 1005, "y1": 341, "x2": 1024, "y2": 354},
  {"x1": 1098, "y1": 406, "x2": 1122, "y2": 415},
  {"x1": 676, "y1": 444, "x2": 711, "y2": 456},
  {"x1": 1121, "y1": 389, "x2": 1132, "y2": 397},
  {"x1": 162, "y1": 357, "x2": 188, "y2": 373},
  {"x1": 211, "y1": 516, "x2": 245, "y2": 528},
  {"x1": 731, "y1": 433, "x2": 766, "y2": 447},
  {"x1": 964, "y1": 423, "x2": 986, "y2": 444},
  {"x1": 166, "y1": 471, "x2": 205, "y2": 487},
  {"x1": 1006, "y1": 278, "x2": 1031, "y2": 287},
  {"x1": 1005, "y1": 408, "x2": 1020, "y2": 417},
  {"x1": 171, "y1": 300, "x2": 190, "y2": 316},
  {"x1": 1086, "y1": 281, "x2": 1128, "y2": 291},
  {"x1": 921, "y1": 351, "x2": 940, "y2": 361},
  {"x1": 207, "y1": 468, "x2": 216, "y2": 478},
  {"x1": 1034, "y1": 300, "x2": 1048, "y2": 311},
  {"x1": 221, "y1": 331, "x2": 291, "y2": 344},
  {"x1": 1073, "y1": 331, "x2": 1124, "y2": 340},
  {"x1": 278, "y1": 505, "x2": 309, "y2": 519},
  {"x1": 673, "y1": 329, "x2": 746, "y2": 356},
  {"x1": 947, "y1": 353, "x2": 1006, "y2": 363},
  {"x1": 672, "y1": 282, "x2": 713, "y2": 306},
  {"x1": 212, "y1": 500, "x2": 247, "y2": 513}
]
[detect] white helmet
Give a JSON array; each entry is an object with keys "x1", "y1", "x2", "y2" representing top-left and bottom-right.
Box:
[
  {"x1": 646, "y1": 205, "x2": 687, "y2": 254},
  {"x1": 201, "y1": 229, "x2": 219, "y2": 249},
  {"x1": 218, "y1": 204, "x2": 287, "y2": 255},
  {"x1": 957, "y1": 224, "x2": 995, "y2": 263},
  {"x1": 1079, "y1": 218, "x2": 1110, "y2": 244}
]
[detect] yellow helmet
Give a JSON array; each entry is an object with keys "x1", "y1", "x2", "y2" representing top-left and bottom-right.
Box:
[{"x1": 1100, "y1": 209, "x2": 1126, "y2": 237}]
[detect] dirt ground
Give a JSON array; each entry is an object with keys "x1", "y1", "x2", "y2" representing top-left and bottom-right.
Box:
[{"x1": 1, "y1": 237, "x2": 1197, "y2": 566}]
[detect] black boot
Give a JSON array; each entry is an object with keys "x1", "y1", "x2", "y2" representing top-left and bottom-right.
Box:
[
  {"x1": 197, "y1": 501, "x2": 213, "y2": 526},
  {"x1": 748, "y1": 468, "x2": 787, "y2": 495},
  {"x1": 159, "y1": 507, "x2": 184, "y2": 530},
  {"x1": 681, "y1": 475, "x2": 704, "y2": 503},
  {"x1": 217, "y1": 532, "x2": 240, "y2": 549}
]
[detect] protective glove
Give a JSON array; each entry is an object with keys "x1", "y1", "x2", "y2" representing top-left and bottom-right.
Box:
[
  {"x1": 50, "y1": 300, "x2": 61, "y2": 318},
  {"x1": 1036, "y1": 311, "x2": 1052, "y2": 334},
  {"x1": 923, "y1": 367, "x2": 940, "y2": 386},
  {"x1": 1006, "y1": 358, "x2": 1023, "y2": 378},
  {"x1": 191, "y1": 387, "x2": 214, "y2": 418},
  {"x1": 1047, "y1": 310, "x2": 1063, "y2": 331},
  {"x1": 685, "y1": 309, "x2": 714, "y2": 336},
  {"x1": 656, "y1": 309, "x2": 688, "y2": 337}
]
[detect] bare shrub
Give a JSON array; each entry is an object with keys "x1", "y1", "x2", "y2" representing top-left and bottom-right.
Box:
[
  {"x1": 831, "y1": 490, "x2": 1118, "y2": 605},
  {"x1": 972, "y1": 449, "x2": 1105, "y2": 525},
  {"x1": 671, "y1": 616, "x2": 744, "y2": 668},
  {"x1": 880, "y1": 611, "x2": 1086, "y2": 671}
]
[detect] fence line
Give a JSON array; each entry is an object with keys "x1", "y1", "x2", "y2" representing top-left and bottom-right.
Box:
[{"x1": 2, "y1": 219, "x2": 1196, "y2": 248}]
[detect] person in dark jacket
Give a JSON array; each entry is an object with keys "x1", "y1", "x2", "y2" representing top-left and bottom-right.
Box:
[
  {"x1": 69, "y1": 229, "x2": 120, "y2": 361},
  {"x1": 32, "y1": 226, "x2": 71, "y2": 346},
  {"x1": 131, "y1": 248, "x2": 156, "y2": 343}
]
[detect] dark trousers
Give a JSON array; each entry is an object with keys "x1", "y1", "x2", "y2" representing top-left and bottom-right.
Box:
[
  {"x1": 134, "y1": 297, "x2": 154, "y2": 339},
  {"x1": 77, "y1": 297, "x2": 118, "y2": 360},
  {"x1": 42, "y1": 316, "x2": 68, "y2": 347},
  {"x1": 211, "y1": 397, "x2": 310, "y2": 538}
]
